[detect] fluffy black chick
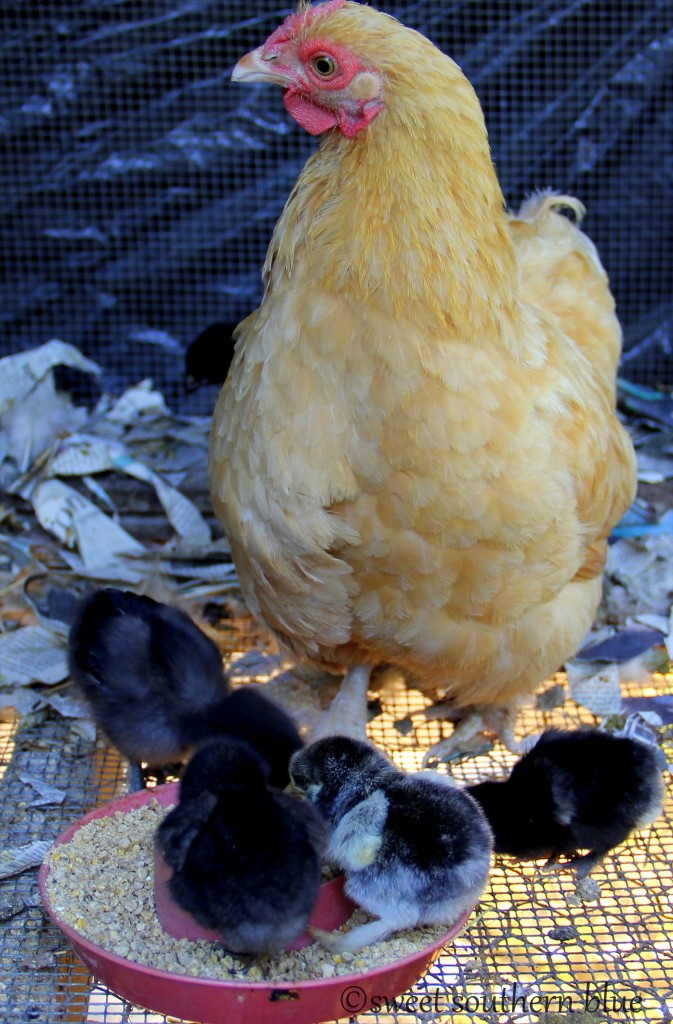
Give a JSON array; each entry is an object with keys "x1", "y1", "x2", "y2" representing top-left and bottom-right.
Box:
[
  {"x1": 468, "y1": 728, "x2": 664, "y2": 877},
  {"x1": 156, "y1": 737, "x2": 324, "y2": 954},
  {"x1": 68, "y1": 589, "x2": 302, "y2": 787},
  {"x1": 69, "y1": 589, "x2": 229, "y2": 767},
  {"x1": 215, "y1": 686, "x2": 304, "y2": 788},
  {"x1": 290, "y1": 735, "x2": 492, "y2": 952},
  {"x1": 184, "y1": 321, "x2": 239, "y2": 391}
]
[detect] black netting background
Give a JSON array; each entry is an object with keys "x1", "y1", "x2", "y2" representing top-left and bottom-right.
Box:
[{"x1": 1, "y1": 0, "x2": 672, "y2": 415}]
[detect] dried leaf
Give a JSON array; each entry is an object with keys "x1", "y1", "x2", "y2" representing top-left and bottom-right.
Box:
[
  {"x1": 0, "y1": 688, "x2": 45, "y2": 716},
  {"x1": 0, "y1": 341, "x2": 100, "y2": 416},
  {"x1": 0, "y1": 840, "x2": 52, "y2": 879},
  {"x1": 18, "y1": 772, "x2": 66, "y2": 807},
  {"x1": 0, "y1": 897, "x2": 26, "y2": 923},
  {"x1": 119, "y1": 456, "x2": 210, "y2": 544},
  {"x1": 32, "y1": 478, "x2": 144, "y2": 566},
  {"x1": 105, "y1": 380, "x2": 167, "y2": 424},
  {"x1": 2, "y1": 375, "x2": 88, "y2": 474},
  {"x1": 565, "y1": 660, "x2": 622, "y2": 717},
  {"x1": 0, "y1": 626, "x2": 68, "y2": 686},
  {"x1": 18, "y1": 951, "x2": 57, "y2": 970},
  {"x1": 44, "y1": 692, "x2": 91, "y2": 720},
  {"x1": 577, "y1": 628, "x2": 662, "y2": 663},
  {"x1": 47, "y1": 435, "x2": 117, "y2": 477}
]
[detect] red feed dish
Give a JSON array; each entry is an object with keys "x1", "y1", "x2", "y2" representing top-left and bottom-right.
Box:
[
  {"x1": 154, "y1": 841, "x2": 355, "y2": 949},
  {"x1": 39, "y1": 783, "x2": 475, "y2": 1024}
]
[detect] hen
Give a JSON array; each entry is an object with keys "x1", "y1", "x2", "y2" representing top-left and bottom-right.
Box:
[{"x1": 210, "y1": 0, "x2": 637, "y2": 757}]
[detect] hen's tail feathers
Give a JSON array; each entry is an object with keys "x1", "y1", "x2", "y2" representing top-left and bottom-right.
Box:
[{"x1": 515, "y1": 190, "x2": 586, "y2": 225}]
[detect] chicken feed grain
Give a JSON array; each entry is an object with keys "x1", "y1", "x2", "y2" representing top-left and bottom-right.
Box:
[{"x1": 43, "y1": 799, "x2": 448, "y2": 981}]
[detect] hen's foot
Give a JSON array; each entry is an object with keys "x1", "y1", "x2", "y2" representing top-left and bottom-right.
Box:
[{"x1": 421, "y1": 705, "x2": 525, "y2": 766}]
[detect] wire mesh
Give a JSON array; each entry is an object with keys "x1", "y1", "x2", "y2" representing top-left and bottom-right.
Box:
[
  {"x1": 0, "y1": 0, "x2": 672, "y2": 413},
  {"x1": 1, "y1": 632, "x2": 671, "y2": 1023}
]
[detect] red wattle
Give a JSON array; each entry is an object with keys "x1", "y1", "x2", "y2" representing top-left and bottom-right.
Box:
[{"x1": 283, "y1": 90, "x2": 339, "y2": 135}]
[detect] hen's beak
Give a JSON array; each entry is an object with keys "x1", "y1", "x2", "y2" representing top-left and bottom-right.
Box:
[{"x1": 231, "y1": 47, "x2": 288, "y2": 86}]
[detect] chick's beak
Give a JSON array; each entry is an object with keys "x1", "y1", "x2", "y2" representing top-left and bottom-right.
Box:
[{"x1": 231, "y1": 47, "x2": 289, "y2": 86}]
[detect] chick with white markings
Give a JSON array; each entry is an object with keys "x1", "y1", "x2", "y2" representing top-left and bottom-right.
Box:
[
  {"x1": 69, "y1": 589, "x2": 303, "y2": 788},
  {"x1": 468, "y1": 728, "x2": 664, "y2": 877},
  {"x1": 289, "y1": 736, "x2": 492, "y2": 952},
  {"x1": 156, "y1": 737, "x2": 325, "y2": 954}
]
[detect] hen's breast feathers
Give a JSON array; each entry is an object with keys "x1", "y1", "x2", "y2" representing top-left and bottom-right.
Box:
[{"x1": 210, "y1": 3, "x2": 636, "y2": 701}]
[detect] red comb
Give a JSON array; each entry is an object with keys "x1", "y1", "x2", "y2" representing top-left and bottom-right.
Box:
[
  {"x1": 266, "y1": 0, "x2": 347, "y2": 46},
  {"x1": 306, "y1": 0, "x2": 347, "y2": 19}
]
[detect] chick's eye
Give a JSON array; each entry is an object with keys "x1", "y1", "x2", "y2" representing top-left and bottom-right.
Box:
[{"x1": 311, "y1": 53, "x2": 337, "y2": 77}]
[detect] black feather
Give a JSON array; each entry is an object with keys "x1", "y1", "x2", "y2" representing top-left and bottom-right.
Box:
[
  {"x1": 468, "y1": 728, "x2": 664, "y2": 875},
  {"x1": 290, "y1": 735, "x2": 492, "y2": 946},
  {"x1": 184, "y1": 321, "x2": 239, "y2": 391},
  {"x1": 68, "y1": 588, "x2": 303, "y2": 786},
  {"x1": 69, "y1": 589, "x2": 229, "y2": 766},
  {"x1": 156, "y1": 737, "x2": 324, "y2": 953},
  {"x1": 205, "y1": 687, "x2": 303, "y2": 788}
]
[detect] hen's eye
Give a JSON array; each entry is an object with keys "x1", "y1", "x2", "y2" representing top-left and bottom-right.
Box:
[{"x1": 312, "y1": 54, "x2": 336, "y2": 77}]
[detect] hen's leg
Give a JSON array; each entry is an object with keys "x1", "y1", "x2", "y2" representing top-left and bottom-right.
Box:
[
  {"x1": 311, "y1": 664, "x2": 372, "y2": 741},
  {"x1": 421, "y1": 705, "x2": 524, "y2": 766}
]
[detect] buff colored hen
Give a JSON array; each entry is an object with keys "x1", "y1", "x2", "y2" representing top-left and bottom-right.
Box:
[{"x1": 210, "y1": 0, "x2": 637, "y2": 759}]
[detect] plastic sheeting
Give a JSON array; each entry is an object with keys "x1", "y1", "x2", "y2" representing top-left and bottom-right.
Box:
[{"x1": 1, "y1": 0, "x2": 672, "y2": 411}]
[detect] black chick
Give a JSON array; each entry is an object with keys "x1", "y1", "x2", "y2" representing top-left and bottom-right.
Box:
[
  {"x1": 216, "y1": 686, "x2": 304, "y2": 788},
  {"x1": 184, "y1": 321, "x2": 239, "y2": 392},
  {"x1": 290, "y1": 735, "x2": 492, "y2": 952},
  {"x1": 69, "y1": 589, "x2": 228, "y2": 768},
  {"x1": 68, "y1": 589, "x2": 302, "y2": 788},
  {"x1": 468, "y1": 728, "x2": 664, "y2": 877},
  {"x1": 156, "y1": 737, "x2": 324, "y2": 954}
]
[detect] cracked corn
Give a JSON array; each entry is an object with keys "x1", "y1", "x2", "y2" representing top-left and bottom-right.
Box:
[{"x1": 43, "y1": 799, "x2": 447, "y2": 982}]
